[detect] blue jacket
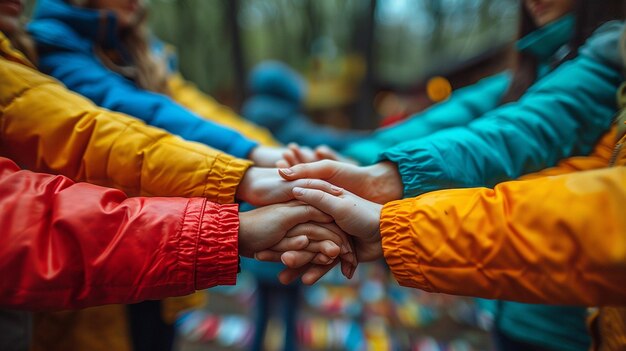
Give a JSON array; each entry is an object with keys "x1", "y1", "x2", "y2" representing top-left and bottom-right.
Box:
[
  {"x1": 28, "y1": 0, "x2": 257, "y2": 159},
  {"x1": 241, "y1": 61, "x2": 369, "y2": 150}
]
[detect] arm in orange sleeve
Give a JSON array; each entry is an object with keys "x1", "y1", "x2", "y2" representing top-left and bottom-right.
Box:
[
  {"x1": 167, "y1": 73, "x2": 279, "y2": 146},
  {"x1": 0, "y1": 157, "x2": 238, "y2": 310},
  {"x1": 380, "y1": 166, "x2": 626, "y2": 306},
  {"x1": 0, "y1": 56, "x2": 251, "y2": 202}
]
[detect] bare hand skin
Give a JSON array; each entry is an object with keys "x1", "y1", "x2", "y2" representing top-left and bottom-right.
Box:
[
  {"x1": 278, "y1": 160, "x2": 403, "y2": 204},
  {"x1": 276, "y1": 144, "x2": 357, "y2": 168},
  {"x1": 236, "y1": 167, "x2": 344, "y2": 206},
  {"x1": 255, "y1": 221, "x2": 358, "y2": 279},
  {"x1": 271, "y1": 181, "x2": 386, "y2": 285},
  {"x1": 249, "y1": 146, "x2": 290, "y2": 167},
  {"x1": 238, "y1": 201, "x2": 333, "y2": 257}
]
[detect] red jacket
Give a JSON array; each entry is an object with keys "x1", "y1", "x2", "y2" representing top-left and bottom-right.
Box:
[{"x1": 0, "y1": 157, "x2": 239, "y2": 310}]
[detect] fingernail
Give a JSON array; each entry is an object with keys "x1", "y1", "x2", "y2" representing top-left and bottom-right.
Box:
[
  {"x1": 280, "y1": 255, "x2": 288, "y2": 266},
  {"x1": 293, "y1": 187, "x2": 305, "y2": 196},
  {"x1": 331, "y1": 185, "x2": 343, "y2": 193},
  {"x1": 280, "y1": 168, "x2": 294, "y2": 176},
  {"x1": 254, "y1": 253, "x2": 260, "y2": 260}
]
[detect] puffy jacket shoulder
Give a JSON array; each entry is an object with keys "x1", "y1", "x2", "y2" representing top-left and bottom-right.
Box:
[
  {"x1": 28, "y1": 20, "x2": 92, "y2": 54},
  {"x1": 579, "y1": 21, "x2": 624, "y2": 71}
]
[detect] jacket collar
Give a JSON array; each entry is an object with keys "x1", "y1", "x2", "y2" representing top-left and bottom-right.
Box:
[
  {"x1": 0, "y1": 31, "x2": 36, "y2": 69},
  {"x1": 516, "y1": 14, "x2": 575, "y2": 62},
  {"x1": 32, "y1": 0, "x2": 120, "y2": 50}
]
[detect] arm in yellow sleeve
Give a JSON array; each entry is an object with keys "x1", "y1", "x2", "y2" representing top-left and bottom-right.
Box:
[
  {"x1": 168, "y1": 73, "x2": 279, "y2": 146},
  {"x1": 380, "y1": 166, "x2": 626, "y2": 306},
  {"x1": 0, "y1": 58, "x2": 251, "y2": 202}
]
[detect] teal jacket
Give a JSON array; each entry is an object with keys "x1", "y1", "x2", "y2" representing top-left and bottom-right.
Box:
[{"x1": 381, "y1": 19, "x2": 623, "y2": 351}]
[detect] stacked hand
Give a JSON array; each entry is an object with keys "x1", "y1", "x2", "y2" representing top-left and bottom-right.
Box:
[
  {"x1": 238, "y1": 159, "x2": 402, "y2": 284},
  {"x1": 238, "y1": 200, "x2": 358, "y2": 279},
  {"x1": 255, "y1": 182, "x2": 384, "y2": 284}
]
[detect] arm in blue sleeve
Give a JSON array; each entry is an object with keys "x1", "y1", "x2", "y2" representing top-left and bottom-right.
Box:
[
  {"x1": 381, "y1": 54, "x2": 622, "y2": 198},
  {"x1": 38, "y1": 51, "x2": 257, "y2": 158},
  {"x1": 342, "y1": 72, "x2": 511, "y2": 165}
]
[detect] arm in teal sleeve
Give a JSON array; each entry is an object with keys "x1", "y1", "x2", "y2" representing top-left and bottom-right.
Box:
[{"x1": 342, "y1": 72, "x2": 510, "y2": 165}]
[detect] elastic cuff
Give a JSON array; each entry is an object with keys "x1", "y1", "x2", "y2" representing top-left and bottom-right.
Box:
[{"x1": 195, "y1": 202, "x2": 239, "y2": 289}]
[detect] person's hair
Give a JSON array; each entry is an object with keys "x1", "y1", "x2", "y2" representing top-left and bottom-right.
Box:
[
  {"x1": 500, "y1": 0, "x2": 626, "y2": 104},
  {"x1": 7, "y1": 25, "x2": 37, "y2": 64},
  {"x1": 69, "y1": 0, "x2": 170, "y2": 95}
]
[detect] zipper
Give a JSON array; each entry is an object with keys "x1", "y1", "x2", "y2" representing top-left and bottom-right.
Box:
[{"x1": 609, "y1": 141, "x2": 623, "y2": 167}]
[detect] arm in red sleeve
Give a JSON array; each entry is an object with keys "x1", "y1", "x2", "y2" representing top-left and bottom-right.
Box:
[{"x1": 0, "y1": 157, "x2": 239, "y2": 311}]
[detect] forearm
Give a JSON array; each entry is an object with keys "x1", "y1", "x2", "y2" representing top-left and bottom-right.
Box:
[
  {"x1": 0, "y1": 69, "x2": 251, "y2": 201},
  {"x1": 0, "y1": 158, "x2": 239, "y2": 310},
  {"x1": 380, "y1": 167, "x2": 626, "y2": 306}
]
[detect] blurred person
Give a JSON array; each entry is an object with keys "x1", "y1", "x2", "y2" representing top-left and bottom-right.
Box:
[
  {"x1": 274, "y1": 118, "x2": 626, "y2": 349},
  {"x1": 0, "y1": 2, "x2": 356, "y2": 351},
  {"x1": 28, "y1": 0, "x2": 325, "y2": 168},
  {"x1": 271, "y1": 2, "x2": 626, "y2": 350}
]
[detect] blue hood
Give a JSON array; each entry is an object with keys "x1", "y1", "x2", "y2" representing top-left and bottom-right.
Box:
[{"x1": 30, "y1": 0, "x2": 120, "y2": 51}]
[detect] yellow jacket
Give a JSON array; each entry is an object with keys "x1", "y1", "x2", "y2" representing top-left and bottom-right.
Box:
[
  {"x1": 0, "y1": 32, "x2": 251, "y2": 351},
  {"x1": 380, "y1": 124, "x2": 626, "y2": 349},
  {"x1": 167, "y1": 72, "x2": 279, "y2": 146},
  {"x1": 0, "y1": 32, "x2": 251, "y2": 200}
]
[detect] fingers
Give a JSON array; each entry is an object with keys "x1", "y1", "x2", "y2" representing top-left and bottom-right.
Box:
[
  {"x1": 279, "y1": 202, "x2": 334, "y2": 228},
  {"x1": 267, "y1": 235, "x2": 309, "y2": 252},
  {"x1": 278, "y1": 159, "x2": 340, "y2": 181},
  {"x1": 278, "y1": 261, "x2": 339, "y2": 285},
  {"x1": 301, "y1": 262, "x2": 339, "y2": 285},
  {"x1": 254, "y1": 250, "x2": 282, "y2": 262},
  {"x1": 285, "y1": 222, "x2": 344, "y2": 249},
  {"x1": 278, "y1": 264, "x2": 310, "y2": 285},
  {"x1": 314, "y1": 145, "x2": 341, "y2": 161},
  {"x1": 275, "y1": 159, "x2": 290, "y2": 168},
  {"x1": 292, "y1": 187, "x2": 344, "y2": 218}
]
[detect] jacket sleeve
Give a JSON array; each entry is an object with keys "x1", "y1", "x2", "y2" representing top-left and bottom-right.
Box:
[
  {"x1": 342, "y1": 73, "x2": 510, "y2": 165},
  {"x1": 519, "y1": 126, "x2": 616, "y2": 180},
  {"x1": 167, "y1": 73, "x2": 279, "y2": 147},
  {"x1": 36, "y1": 49, "x2": 257, "y2": 159},
  {"x1": 0, "y1": 157, "x2": 238, "y2": 310},
  {"x1": 0, "y1": 57, "x2": 251, "y2": 202},
  {"x1": 381, "y1": 38, "x2": 622, "y2": 197},
  {"x1": 380, "y1": 166, "x2": 626, "y2": 306}
]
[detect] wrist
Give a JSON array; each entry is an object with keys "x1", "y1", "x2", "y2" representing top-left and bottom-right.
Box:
[
  {"x1": 235, "y1": 167, "x2": 255, "y2": 202},
  {"x1": 367, "y1": 161, "x2": 403, "y2": 203}
]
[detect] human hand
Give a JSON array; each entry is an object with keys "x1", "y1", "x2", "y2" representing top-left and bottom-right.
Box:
[
  {"x1": 278, "y1": 160, "x2": 403, "y2": 204},
  {"x1": 248, "y1": 146, "x2": 290, "y2": 167},
  {"x1": 290, "y1": 182, "x2": 384, "y2": 262},
  {"x1": 263, "y1": 181, "x2": 384, "y2": 285},
  {"x1": 239, "y1": 200, "x2": 339, "y2": 257},
  {"x1": 255, "y1": 221, "x2": 358, "y2": 279},
  {"x1": 236, "y1": 167, "x2": 344, "y2": 206},
  {"x1": 276, "y1": 144, "x2": 356, "y2": 168}
]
